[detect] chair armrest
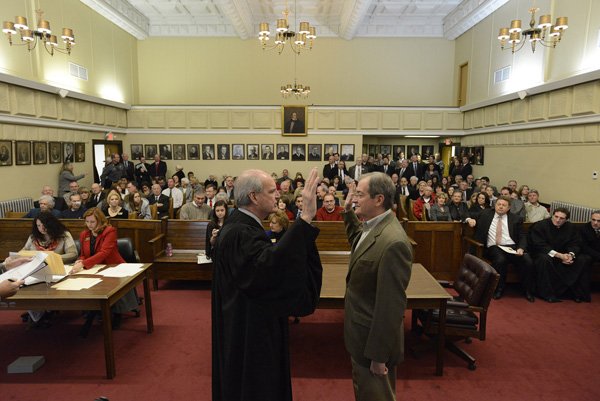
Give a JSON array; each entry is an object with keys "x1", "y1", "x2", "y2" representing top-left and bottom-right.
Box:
[
  {"x1": 408, "y1": 236, "x2": 418, "y2": 247},
  {"x1": 148, "y1": 233, "x2": 165, "y2": 244},
  {"x1": 463, "y1": 236, "x2": 485, "y2": 258},
  {"x1": 148, "y1": 233, "x2": 166, "y2": 258},
  {"x1": 447, "y1": 300, "x2": 469, "y2": 308}
]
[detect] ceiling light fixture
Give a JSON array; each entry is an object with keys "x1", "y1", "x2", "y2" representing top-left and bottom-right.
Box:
[
  {"x1": 280, "y1": 51, "x2": 310, "y2": 98},
  {"x1": 3, "y1": 9, "x2": 75, "y2": 56},
  {"x1": 497, "y1": 4, "x2": 567, "y2": 53},
  {"x1": 258, "y1": 0, "x2": 316, "y2": 55}
]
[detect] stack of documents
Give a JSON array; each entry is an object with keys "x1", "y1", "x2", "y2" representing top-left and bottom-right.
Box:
[
  {"x1": 96, "y1": 263, "x2": 144, "y2": 278},
  {"x1": 52, "y1": 278, "x2": 102, "y2": 291}
]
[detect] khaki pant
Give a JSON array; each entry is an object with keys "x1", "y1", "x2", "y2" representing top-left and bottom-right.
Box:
[{"x1": 351, "y1": 357, "x2": 396, "y2": 401}]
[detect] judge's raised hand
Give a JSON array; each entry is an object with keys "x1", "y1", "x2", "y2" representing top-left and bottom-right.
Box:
[
  {"x1": 300, "y1": 167, "x2": 320, "y2": 224},
  {"x1": 345, "y1": 181, "x2": 357, "y2": 212}
]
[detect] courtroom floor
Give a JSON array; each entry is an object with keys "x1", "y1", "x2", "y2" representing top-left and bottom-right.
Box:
[{"x1": 0, "y1": 281, "x2": 598, "y2": 401}]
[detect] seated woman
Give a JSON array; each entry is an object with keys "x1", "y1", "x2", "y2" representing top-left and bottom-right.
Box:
[
  {"x1": 469, "y1": 192, "x2": 490, "y2": 220},
  {"x1": 413, "y1": 186, "x2": 435, "y2": 220},
  {"x1": 265, "y1": 210, "x2": 289, "y2": 243},
  {"x1": 277, "y1": 198, "x2": 295, "y2": 221},
  {"x1": 518, "y1": 185, "x2": 530, "y2": 202},
  {"x1": 429, "y1": 193, "x2": 451, "y2": 221},
  {"x1": 124, "y1": 192, "x2": 151, "y2": 219},
  {"x1": 180, "y1": 178, "x2": 194, "y2": 203},
  {"x1": 102, "y1": 190, "x2": 129, "y2": 219},
  {"x1": 20, "y1": 212, "x2": 78, "y2": 325},
  {"x1": 71, "y1": 208, "x2": 139, "y2": 331},
  {"x1": 79, "y1": 187, "x2": 91, "y2": 208},
  {"x1": 205, "y1": 200, "x2": 229, "y2": 259},
  {"x1": 141, "y1": 182, "x2": 152, "y2": 198}
]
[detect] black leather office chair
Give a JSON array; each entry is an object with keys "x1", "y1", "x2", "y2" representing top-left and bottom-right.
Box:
[{"x1": 413, "y1": 253, "x2": 500, "y2": 370}]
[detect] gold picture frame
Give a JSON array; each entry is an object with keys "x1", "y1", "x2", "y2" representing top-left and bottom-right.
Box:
[{"x1": 282, "y1": 105, "x2": 307, "y2": 136}]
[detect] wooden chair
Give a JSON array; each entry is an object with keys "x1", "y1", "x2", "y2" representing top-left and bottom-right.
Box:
[
  {"x1": 149, "y1": 203, "x2": 158, "y2": 220},
  {"x1": 4, "y1": 211, "x2": 27, "y2": 218},
  {"x1": 413, "y1": 253, "x2": 500, "y2": 370},
  {"x1": 407, "y1": 199, "x2": 418, "y2": 221},
  {"x1": 396, "y1": 195, "x2": 408, "y2": 220},
  {"x1": 168, "y1": 198, "x2": 174, "y2": 219}
]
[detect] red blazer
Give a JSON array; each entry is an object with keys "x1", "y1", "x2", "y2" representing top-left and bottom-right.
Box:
[{"x1": 78, "y1": 225, "x2": 125, "y2": 269}]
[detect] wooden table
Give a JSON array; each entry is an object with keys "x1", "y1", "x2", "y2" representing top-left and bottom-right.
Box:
[
  {"x1": 152, "y1": 251, "x2": 213, "y2": 290},
  {"x1": 318, "y1": 258, "x2": 452, "y2": 376},
  {"x1": 2, "y1": 263, "x2": 154, "y2": 379}
]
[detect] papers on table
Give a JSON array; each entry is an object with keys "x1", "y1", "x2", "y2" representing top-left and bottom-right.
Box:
[
  {"x1": 52, "y1": 277, "x2": 102, "y2": 291},
  {"x1": 197, "y1": 254, "x2": 212, "y2": 264},
  {"x1": 96, "y1": 263, "x2": 144, "y2": 278},
  {"x1": 498, "y1": 245, "x2": 518, "y2": 254},
  {"x1": 64, "y1": 264, "x2": 106, "y2": 275},
  {"x1": 0, "y1": 253, "x2": 48, "y2": 282}
]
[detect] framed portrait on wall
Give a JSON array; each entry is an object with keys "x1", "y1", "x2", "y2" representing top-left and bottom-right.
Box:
[
  {"x1": 33, "y1": 141, "x2": 47, "y2": 164},
  {"x1": 307, "y1": 144, "x2": 321, "y2": 161},
  {"x1": 173, "y1": 144, "x2": 186, "y2": 160},
  {"x1": 0, "y1": 140, "x2": 13, "y2": 166},
  {"x1": 246, "y1": 144, "x2": 258, "y2": 160},
  {"x1": 362, "y1": 144, "x2": 368, "y2": 155},
  {"x1": 380, "y1": 144, "x2": 392, "y2": 157},
  {"x1": 217, "y1": 144, "x2": 230, "y2": 160},
  {"x1": 49, "y1": 142, "x2": 62, "y2": 164},
  {"x1": 261, "y1": 144, "x2": 274, "y2": 160},
  {"x1": 392, "y1": 145, "x2": 406, "y2": 161},
  {"x1": 474, "y1": 146, "x2": 484, "y2": 165},
  {"x1": 407, "y1": 145, "x2": 420, "y2": 156},
  {"x1": 291, "y1": 144, "x2": 306, "y2": 161},
  {"x1": 368, "y1": 144, "x2": 378, "y2": 157},
  {"x1": 323, "y1": 144, "x2": 338, "y2": 161},
  {"x1": 276, "y1": 144, "x2": 289, "y2": 160},
  {"x1": 421, "y1": 145, "x2": 434, "y2": 159},
  {"x1": 63, "y1": 142, "x2": 74, "y2": 163},
  {"x1": 202, "y1": 144, "x2": 215, "y2": 160},
  {"x1": 282, "y1": 105, "x2": 307, "y2": 136},
  {"x1": 16, "y1": 141, "x2": 31, "y2": 165},
  {"x1": 159, "y1": 144, "x2": 173, "y2": 160},
  {"x1": 340, "y1": 144, "x2": 355, "y2": 162},
  {"x1": 145, "y1": 144, "x2": 157, "y2": 159},
  {"x1": 187, "y1": 144, "x2": 200, "y2": 160},
  {"x1": 131, "y1": 144, "x2": 144, "y2": 160},
  {"x1": 232, "y1": 144, "x2": 245, "y2": 160},
  {"x1": 75, "y1": 142, "x2": 85, "y2": 162}
]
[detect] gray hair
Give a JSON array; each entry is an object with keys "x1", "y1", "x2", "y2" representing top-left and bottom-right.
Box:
[
  {"x1": 39, "y1": 194, "x2": 55, "y2": 208},
  {"x1": 359, "y1": 172, "x2": 395, "y2": 210},
  {"x1": 591, "y1": 210, "x2": 600, "y2": 216},
  {"x1": 215, "y1": 193, "x2": 229, "y2": 203},
  {"x1": 235, "y1": 170, "x2": 267, "y2": 207}
]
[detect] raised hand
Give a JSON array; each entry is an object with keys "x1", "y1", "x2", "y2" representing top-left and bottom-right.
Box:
[
  {"x1": 300, "y1": 167, "x2": 320, "y2": 224},
  {"x1": 345, "y1": 181, "x2": 357, "y2": 212}
]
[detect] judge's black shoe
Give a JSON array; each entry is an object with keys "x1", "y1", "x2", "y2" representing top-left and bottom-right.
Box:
[
  {"x1": 545, "y1": 296, "x2": 561, "y2": 303},
  {"x1": 493, "y1": 287, "x2": 504, "y2": 300},
  {"x1": 525, "y1": 292, "x2": 535, "y2": 303}
]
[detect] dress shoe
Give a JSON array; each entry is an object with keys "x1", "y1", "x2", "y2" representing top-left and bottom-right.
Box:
[
  {"x1": 493, "y1": 288, "x2": 504, "y2": 300},
  {"x1": 545, "y1": 296, "x2": 561, "y2": 303},
  {"x1": 525, "y1": 292, "x2": 535, "y2": 303}
]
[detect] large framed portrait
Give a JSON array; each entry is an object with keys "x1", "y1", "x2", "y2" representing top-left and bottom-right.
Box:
[
  {"x1": 368, "y1": 144, "x2": 378, "y2": 157},
  {"x1": 202, "y1": 144, "x2": 215, "y2": 160},
  {"x1": 323, "y1": 144, "x2": 338, "y2": 161},
  {"x1": 33, "y1": 141, "x2": 47, "y2": 164},
  {"x1": 380, "y1": 144, "x2": 392, "y2": 157},
  {"x1": 131, "y1": 144, "x2": 144, "y2": 160},
  {"x1": 307, "y1": 144, "x2": 322, "y2": 161},
  {"x1": 392, "y1": 145, "x2": 406, "y2": 161},
  {"x1": 246, "y1": 144, "x2": 259, "y2": 160},
  {"x1": 16, "y1": 141, "x2": 31, "y2": 165},
  {"x1": 261, "y1": 144, "x2": 274, "y2": 160},
  {"x1": 0, "y1": 140, "x2": 13, "y2": 166},
  {"x1": 145, "y1": 144, "x2": 157, "y2": 159},
  {"x1": 49, "y1": 142, "x2": 62, "y2": 164},
  {"x1": 173, "y1": 144, "x2": 186, "y2": 160},
  {"x1": 421, "y1": 145, "x2": 434, "y2": 159},
  {"x1": 217, "y1": 144, "x2": 230, "y2": 160},
  {"x1": 473, "y1": 146, "x2": 484, "y2": 165},
  {"x1": 63, "y1": 142, "x2": 74, "y2": 163},
  {"x1": 187, "y1": 144, "x2": 200, "y2": 160},
  {"x1": 282, "y1": 105, "x2": 307, "y2": 136},
  {"x1": 75, "y1": 142, "x2": 85, "y2": 162},
  {"x1": 340, "y1": 144, "x2": 355, "y2": 162},
  {"x1": 232, "y1": 144, "x2": 245, "y2": 160},
  {"x1": 159, "y1": 144, "x2": 173, "y2": 160},
  {"x1": 276, "y1": 144, "x2": 289, "y2": 160},
  {"x1": 291, "y1": 144, "x2": 306, "y2": 161}
]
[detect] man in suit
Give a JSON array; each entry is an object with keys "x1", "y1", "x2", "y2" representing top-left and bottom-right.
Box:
[
  {"x1": 203, "y1": 145, "x2": 215, "y2": 160},
  {"x1": 379, "y1": 157, "x2": 394, "y2": 176},
  {"x1": 148, "y1": 154, "x2": 167, "y2": 179},
  {"x1": 122, "y1": 153, "x2": 135, "y2": 182},
  {"x1": 262, "y1": 145, "x2": 274, "y2": 160},
  {"x1": 448, "y1": 191, "x2": 476, "y2": 226},
  {"x1": 34, "y1": 185, "x2": 67, "y2": 211},
  {"x1": 474, "y1": 196, "x2": 535, "y2": 301},
  {"x1": 395, "y1": 159, "x2": 410, "y2": 180},
  {"x1": 405, "y1": 154, "x2": 425, "y2": 180},
  {"x1": 87, "y1": 183, "x2": 106, "y2": 208},
  {"x1": 148, "y1": 183, "x2": 170, "y2": 219},
  {"x1": 291, "y1": 145, "x2": 305, "y2": 161},
  {"x1": 284, "y1": 112, "x2": 305, "y2": 134},
  {"x1": 580, "y1": 210, "x2": 600, "y2": 265},
  {"x1": 276, "y1": 145, "x2": 289, "y2": 160},
  {"x1": 323, "y1": 155, "x2": 336, "y2": 180},
  {"x1": 461, "y1": 156, "x2": 473, "y2": 177},
  {"x1": 342, "y1": 172, "x2": 412, "y2": 401}
]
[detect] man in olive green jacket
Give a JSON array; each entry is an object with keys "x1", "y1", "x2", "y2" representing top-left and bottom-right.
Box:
[{"x1": 342, "y1": 172, "x2": 413, "y2": 401}]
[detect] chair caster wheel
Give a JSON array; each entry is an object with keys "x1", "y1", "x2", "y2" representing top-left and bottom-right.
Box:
[{"x1": 468, "y1": 363, "x2": 476, "y2": 371}]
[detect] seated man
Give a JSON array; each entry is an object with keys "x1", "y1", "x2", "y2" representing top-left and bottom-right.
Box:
[
  {"x1": 63, "y1": 181, "x2": 80, "y2": 204},
  {"x1": 179, "y1": 191, "x2": 211, "y2": 220},
  {"x1": 525, "y1": 189, "x2": 549, "y2": 222},
  {"x1": 61, "y1": 192, "x2": 86, "y2": 219},
  {"x1": 473, "y1": 196, "x2": 535, "y2": 301},
  {"x1": 528, "y1": 208, "x2": 591, "y2": 303},
  {"x1": 34, "y1": 185, "x2": 66, "y2": 211},
  {"x1": 162, "y1": 178, "x2": 183, "y2": 214},
  {"x1": 448, "y1": 191, "x2": 476, "y2": 227},
  {"x1": 579, "y1": 210, "x2": 600, "y2": 266},
  {"x1": 148, "y1": 184, "x2": 170, "y2": 219},
  {"x1": 26, "y1": 195, "x2": 61, "y2": 218},
  {"x1": 316, "y1": 193, "x2": 344, "y2": 221}
]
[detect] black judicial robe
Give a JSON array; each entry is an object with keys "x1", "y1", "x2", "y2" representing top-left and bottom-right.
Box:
[{"x1": 211, "y1": 209, "x2": 322, "y2": 401}]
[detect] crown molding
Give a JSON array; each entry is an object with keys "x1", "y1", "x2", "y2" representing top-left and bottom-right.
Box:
[
  {"x1": 0, "y1": 113, "x2": 127, "y2": 134},
  {"x1": 444, "y1": 0, "x2": 509, "y2": 40},
  {"x1": 80, "y1": 0, "x2": 149, "y2": 40},
  {"x1": 339, "y1": 0, "x2": 374, "y2": 40},
  {"x1": 463, "y1": 114, "x2": 600, "y2": 136}
]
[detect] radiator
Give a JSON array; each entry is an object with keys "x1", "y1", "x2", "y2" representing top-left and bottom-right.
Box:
[
  {"x1": 0, "y1": 197, "x2": 34, "y2": 218},
  {"x1": 550, "y1": 201, "x2": 596, "y2": 223}
]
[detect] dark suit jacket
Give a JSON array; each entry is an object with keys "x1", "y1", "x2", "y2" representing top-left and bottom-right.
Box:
[
  {"x1": 78, "y1": 226, "x2": 125, "y2": 269},
  {"x1": 328, "y1": 167, "x2": 349, "y2": 181},
  {"x1": 122, "y1": 161, "x2": 135, "y2": 181},
  {"x1": 322, "y1": 164, "x2": 336, "y2": 179},
  {"x1": 580, "y1": 223, "x2": 600, "y2": 261},
  {"x1": 379, "y1": 164, "x2": 394, "y2": 176},
  {"x1": 342, "y1": 210, "x2": 412, "y2": 368},
  {"x1": 34, "y1": 197, "x2": 67, "y2": 211},
  {"x1": 406, "y1": 162, "x2": 425, "y2": 180},
  {"x1": 148, "y1": 194, "x2": 170, "y2": 218},
  {"x1": 148, "y1": 161, "x2": 167, "y2": 178},
  {"x1": 474, "y1": 208, "x2": 526, "y2": 250},
  {"x1": 277, "y1": 151, "x2": 289, "y2": 160},
  {"x1": 448, "y1": 202, "x2": 472, "y2": 222},
  {"x1": 285, "y1": 118, "x2": 305, "y2": 134},
  {"x1": 461, "y1": 163, "x2": 473, "y2": 177},
  {"x1": 87, "y1": 192, "x2": 106, "y2": 208}
]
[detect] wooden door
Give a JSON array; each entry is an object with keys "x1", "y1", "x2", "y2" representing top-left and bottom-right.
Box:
[{"x1": 458, "y1": 63, "x2": 468, "y2": 107}]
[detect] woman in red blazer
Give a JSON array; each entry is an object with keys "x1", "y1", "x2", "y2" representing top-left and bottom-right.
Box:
[{"x1": 72, "y1": 208, "x2": 138, "y2": 331}]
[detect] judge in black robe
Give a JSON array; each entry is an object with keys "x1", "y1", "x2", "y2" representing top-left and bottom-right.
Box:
[
  {"x1": 212, "y1": 169, "x2": 322, "y2": 401},
  {"x1": 528, "y1": 211, "x2": 591, "y2": 302}
]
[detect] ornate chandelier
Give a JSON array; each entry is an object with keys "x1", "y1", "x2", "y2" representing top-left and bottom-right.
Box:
[
  {"x1": 258, "y1": 1, "x2": 316, "y2": 55},
  {"x1": 281, "y1": 80, "x2": 310, "y2": 98},
  {"x1": 3, "y1": 9, "x2": 75, "y2": 56},
  {"x1": 497, "y1": 6, "x2": 568, "y2": 53}
]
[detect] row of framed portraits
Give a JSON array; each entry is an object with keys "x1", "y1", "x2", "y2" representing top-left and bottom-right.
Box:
[
  {"x1": 132, "y1": 143, "x2": 357, "y2": 162},
  {"x1": 363, "y1": 144, "x2": 437, "y2": 160},
  {"x1": 0, "y1": 140, "x2": 85, "y2": 167}
]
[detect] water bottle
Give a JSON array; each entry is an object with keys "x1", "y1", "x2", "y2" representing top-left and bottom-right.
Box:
[{"x1": 166, "y1": 243, "x2": 173, "y2": 257}]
